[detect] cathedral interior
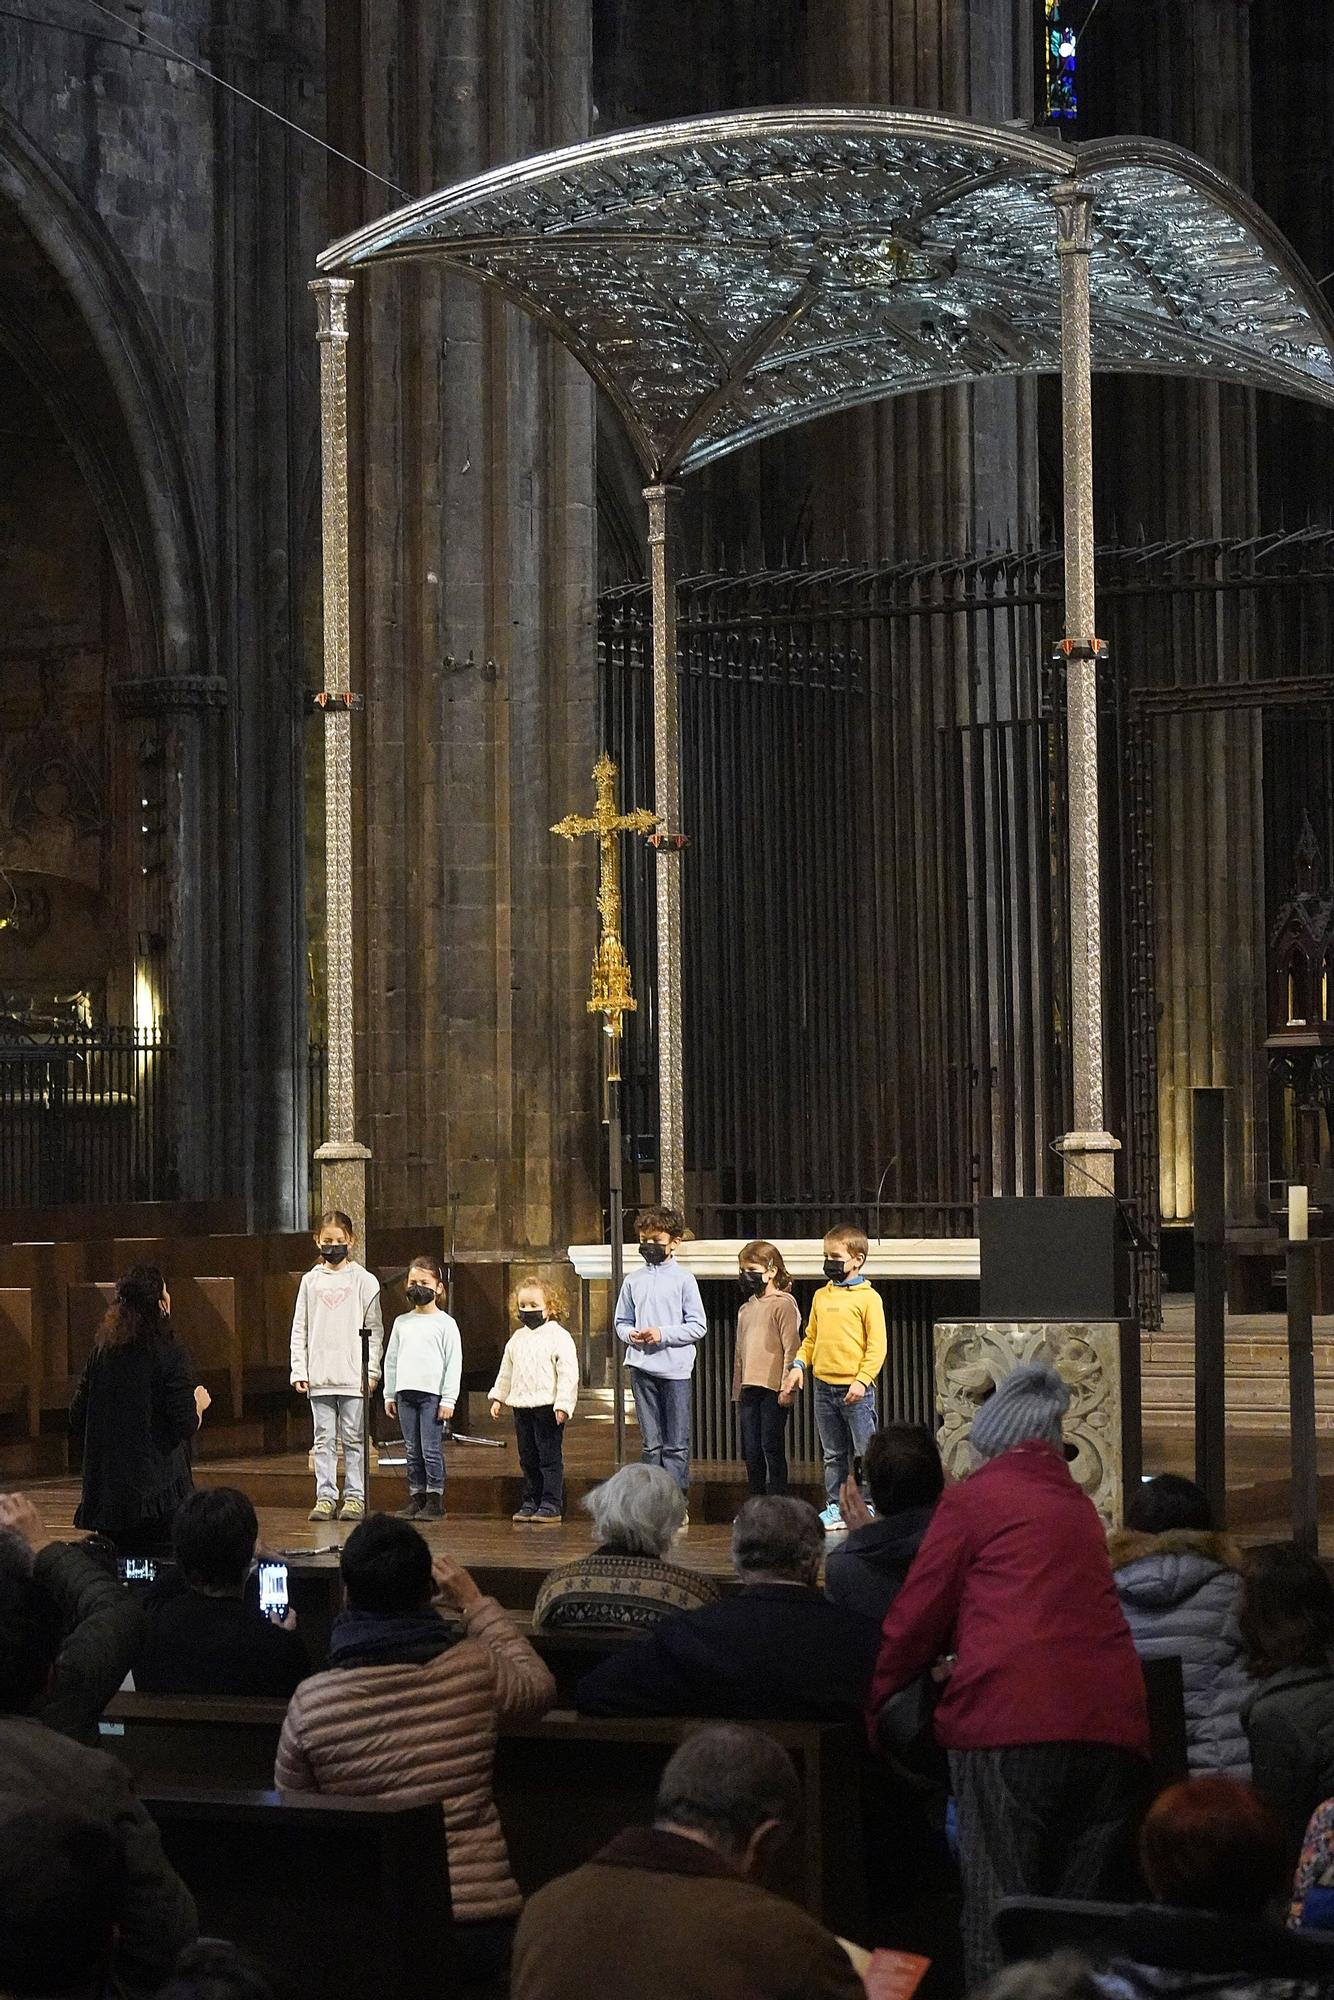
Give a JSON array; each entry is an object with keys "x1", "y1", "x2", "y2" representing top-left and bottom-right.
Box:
[{"x1": 1, "y1": 0, "x2": 1332, "y2": 1289}]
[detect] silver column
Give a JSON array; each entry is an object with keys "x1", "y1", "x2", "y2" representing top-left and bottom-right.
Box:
[
  {"x1": 644, "y1": 480, "x2": 685, "y2": 1214},
  {"x1": 1051, "y1": 185, "x2": 1120, "y2": 1198},
  {"x1": 310, "y1": 276, "x2": 371, "y2": 1236}
]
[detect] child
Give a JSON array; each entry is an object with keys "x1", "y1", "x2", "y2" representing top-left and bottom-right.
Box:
[
  {"x1": 782, "y1": 1223, "x2": 886, "y2": 1534},
  {"x1": 489, "y1": 1278, "x2": 579, "y2": 1524},
  {"x1": 383, "y1": 1255, "x2": 461, "y2": 1522},
  {"x1": 732, "y1": 1240, "x2": 802, "y2": 1496},
  {"x1": 613, "y1": 1205, "x2": 707, "y2": 1514},
  {"x1": 289, "y1": 1210, "x2": 384, "y2": 1523}
]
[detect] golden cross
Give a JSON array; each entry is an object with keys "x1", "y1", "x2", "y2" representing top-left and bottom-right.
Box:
[{"x1": 552, "y1": 754, "x2": 661, "y2": 1066}]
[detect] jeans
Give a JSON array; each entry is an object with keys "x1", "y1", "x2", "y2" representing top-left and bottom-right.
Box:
[
  {"x1": 813, "y1": 1377, "x2": 878, "y2": 1506},
  {"x1": 514, "y1": 1404, "x2": 565, "y2": 1512},
  {"x1": 630, "y1": 1372, "x2": 692, "y2": 1491},
  {"x1": 397, "y1": 1388, "x2": 445, "y2": 1494},
  {"x1": 311, "y1": 1393, "x2": 366, "y2": 1503},
  {"x1": 737, "y1": 1385, "x2": 791, "y2": 1494}
]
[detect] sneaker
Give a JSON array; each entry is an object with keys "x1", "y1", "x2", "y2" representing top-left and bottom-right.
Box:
[
  {"x1": 337, "y1": 1497, "x2": 365, "y2": 1521},
  {"x1": 397, "y1": 1493, "x2": 425, "y2": 1519},
  {"x1": 511, "y1": 1503, "x2": 538, "y2": 1523},
  {"x1": 819, "y1": 1503, "x2": 848, "y2": 1534},
  {"x1": 532, "y1": 1506, "x2": 562, "y2": 1525},
  {"x1": 678, "y1": 1510, "x2": 690, "y2": 1530},
  {"x1": 308, "y1": 1498, "x2": 336, "y2": 1522},
  {"x1": 417, "y1": 1493, "x2": 445, "y2": 1521}
]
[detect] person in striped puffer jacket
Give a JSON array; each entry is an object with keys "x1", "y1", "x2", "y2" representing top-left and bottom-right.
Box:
[{"x1": 275, "y1": 1513, "x2": 555, "y2": 1988}]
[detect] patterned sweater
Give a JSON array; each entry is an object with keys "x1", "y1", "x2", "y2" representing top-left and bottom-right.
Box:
[{"x1": 531, "y1": 1548, "x2": 721, "y2": 1634}]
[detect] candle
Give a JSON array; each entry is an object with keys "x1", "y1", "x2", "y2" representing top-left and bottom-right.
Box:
[{"x1": 1290, "y1": 1185, "x2": 1310, "y2": 1242}]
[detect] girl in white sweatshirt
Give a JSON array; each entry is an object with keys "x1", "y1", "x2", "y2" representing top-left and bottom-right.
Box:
[
  {"x1": 383, "y1": 1254, "x2": 462, "y2": 1522},
  {"x1": 289, "y1": 1210, "x2": 384, "y2": 1523},
  {"x1": 489, "y1": 1278, "x2": 579, "y2": 1524}
]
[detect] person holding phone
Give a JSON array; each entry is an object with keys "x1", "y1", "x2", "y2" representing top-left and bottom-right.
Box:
[{"x1": 136, "y1": 1487, "x2": 308, "y2": 1699}]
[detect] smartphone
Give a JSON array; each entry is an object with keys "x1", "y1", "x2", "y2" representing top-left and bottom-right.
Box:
[
  {"x1": 852, "y1": 1454, "x2": 864, "y2": 1487},
  {"x1": 258, "y1": 1561, "x2": 289, "y2": 1620},
  {"x1": 117, "y1": 1556, "x2": 157, "y2": 1584}
]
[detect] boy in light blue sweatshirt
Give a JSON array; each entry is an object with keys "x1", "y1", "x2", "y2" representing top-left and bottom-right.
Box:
[{"x1": 613, "y1": 1204, "x2": 707, "y2": 1509}]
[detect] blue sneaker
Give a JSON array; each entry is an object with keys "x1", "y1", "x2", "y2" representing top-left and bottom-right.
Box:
[{"x1": 819, "y1": 1503, "x2": 847, "y2": 1534}]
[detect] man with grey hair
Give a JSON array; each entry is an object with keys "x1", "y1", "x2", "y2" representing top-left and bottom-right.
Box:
[
  {"x1": 511, "y1": 1723, "x2": 863, "y2": 2000},
  {"x1": 576, "y1": 1495, "x2": 880, "y2": 1720}
]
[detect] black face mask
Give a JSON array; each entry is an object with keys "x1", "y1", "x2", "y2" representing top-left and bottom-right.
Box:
[
  {"x1": 822, "y1": 1257, "x2": 846, "y2": 1282},
  {"x1": 640, "y1": 1240, "x2": 669, "y2": 1266},
  {"x1": 405, "y1": 1283, "x2": 436, "y2": 1307},
  {"x1": 320, "y1": 1243, "x2": 350, "y2": 1264},
  {"x1": 739, "y1": 1269, "x2": 767, "y2": 1296},
  {"x1": 518, "y1": 1308, "x2": 546, "y2": 1329}
]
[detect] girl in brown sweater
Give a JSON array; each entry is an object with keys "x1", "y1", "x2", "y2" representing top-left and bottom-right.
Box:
[{"x1": 732, "y1": 1241, "x2": 802, "y2": 1496}]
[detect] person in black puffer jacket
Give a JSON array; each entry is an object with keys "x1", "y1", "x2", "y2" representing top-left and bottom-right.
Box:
[
  {"x1": 1241, "y1": 1545, "x2": 1334, "y2": 1861},
  {"x1": 1110, "y1": 1474, "x2": 1254, "y2": 1781},
  {"x1": 70, "y1": 1266, "x2": 210, "y2": 1557},
  {"x1": 824, "y1": 1422, "x2": 943, "y2": 1625}
]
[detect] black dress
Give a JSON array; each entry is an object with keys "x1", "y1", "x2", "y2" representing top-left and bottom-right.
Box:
[{"x1": 70, "y1": 1328, "x2": 198, "y2": 1551}]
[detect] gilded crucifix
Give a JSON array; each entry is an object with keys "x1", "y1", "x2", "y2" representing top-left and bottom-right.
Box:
[{"x1": 552, "y1": 754, "x2": 661, "y2": 1078}]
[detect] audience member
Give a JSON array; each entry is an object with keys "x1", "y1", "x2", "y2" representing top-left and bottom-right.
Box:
[
  {"x1": 0, "y1": 1801, "x2": 123, "y2": 1999},
  {"x1": 978, "y1": 1955, "x2": 1104, "y2": 2000},
  {"x1": 136, "y1": 1487, "x2": 308, "y2": 1698},
  {"x1": 1290, "y1": 1798, "x2": 1334, "y2": 1930},
  {"x1": 0, "y1": 1492, "x2": 143, "y2": 1744},
  {"x1": 1140, "y1": 1777, "x2": 1289, "y2": 1919},
  {"x1": 825, "y1": 1423, "x2": 944, "y2": 1625},
  {"x1": 511, "y1": 1723, "x2": 864, "y2": 2000},
  {"x1": 576, "y1": 1495, "x2": 880, "y2": 1722},
  {"x1": 531, "y1": 1463, "x2": 720, "y2": 1632},
  {"x1": 0, "y1": 1574, "x2": 196, "y2": 1997},
  {"x1": 69, "y1": 1265, "x2": 209, "y2": 1556},
  {"x1": 1241, "y1": 1546, "x2": 1334, "y2": 1857},
  {"x1": 868, "y1": 1363, "x2": 1149, "y2": 1987},
  {"x1": 157, "y1": 1941, "x2": 275, "y2": 2000},
  {"x1": 1110, "y1": 1474, "x2": 1254, "y2": 1780},
  {"x1": 275, "y1": 1514, "x2": 554, "y2": 1990}
]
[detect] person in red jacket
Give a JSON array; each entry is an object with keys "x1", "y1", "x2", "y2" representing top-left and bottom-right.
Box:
[{"x1": 867, "y1": 1362, "x2": 1149, "y2": 1985}]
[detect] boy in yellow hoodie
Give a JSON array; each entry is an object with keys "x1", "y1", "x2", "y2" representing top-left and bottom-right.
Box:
[{"x1": 781, "y1": 1224, "x2": 886, "y2": 1534}]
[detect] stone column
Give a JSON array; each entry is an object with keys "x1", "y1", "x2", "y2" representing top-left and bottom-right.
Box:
[
  {"x1": 310, "y1": 275, "x2": 370, "y2": 1238},
  {"x1": 644, "y1": 481, "x2": 685, "y2": 1213}
]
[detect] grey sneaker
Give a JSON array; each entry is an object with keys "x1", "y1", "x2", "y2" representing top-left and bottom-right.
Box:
[{"x1": 397, "y1": 1493, "x2": 425, "y2": 1519}]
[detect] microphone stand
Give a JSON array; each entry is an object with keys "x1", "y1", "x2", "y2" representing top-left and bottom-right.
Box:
[{"x1": 360, "y1": 1325, "x2": 372, "y2": 1514}]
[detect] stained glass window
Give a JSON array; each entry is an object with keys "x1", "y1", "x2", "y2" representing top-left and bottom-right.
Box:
[{"x1": 1046, "y1": 0, "x2": 1079, "y2": 121}]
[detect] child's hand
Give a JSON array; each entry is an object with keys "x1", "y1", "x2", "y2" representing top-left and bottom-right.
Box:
[
  {"x1": 843, "y1": 1381, "x2": 867, "y2": 1404},
  {"x1": 293, "y1": 1381, "x2": 308, "y2": 1395},
  {"x1": 385, "y1": 1399, "x2": 396, "y2": 1419},
  {"x1": 194, "y1": 1385, "x2": 212, "y2": 1420},
  {"x1": 637, "y1": 1327, "x2": 662, "y2": 1349},
  {"x1": 781, "y1": 1368, "x2": 802, "y2": 1397},
  {"x1": 440, "y1": 1403, "x2": 454, "y2": 1423},
  {"x1": 555, "y1": 1409, "x2": 569, "y2": 1426},
  {"x1": 489, "y1": 1400, "x2": 502, "y2": 1421}
]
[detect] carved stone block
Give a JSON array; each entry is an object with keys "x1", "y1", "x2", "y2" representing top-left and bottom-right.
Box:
[{"x1": 935, "y1": 1320, "x2": 1129, "y2": 1524}]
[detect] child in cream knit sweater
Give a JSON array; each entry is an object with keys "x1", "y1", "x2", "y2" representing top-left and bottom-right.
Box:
[{"x1": 489, "y1": 1278, "x2": 579, "y2": 1524}]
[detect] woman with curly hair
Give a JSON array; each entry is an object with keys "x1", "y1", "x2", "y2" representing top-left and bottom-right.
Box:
[{"x1": 69, "y1": 1266, "x2": 210, "y2": 1555}]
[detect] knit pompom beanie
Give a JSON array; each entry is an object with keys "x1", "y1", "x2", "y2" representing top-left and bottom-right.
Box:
[{"x1": 969, "y1": 1361, "x2": 1070, "y2": 1460}]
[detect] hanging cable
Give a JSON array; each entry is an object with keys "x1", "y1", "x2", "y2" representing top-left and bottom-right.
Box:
[{"x1": 7, "y1": 0, "x2": 410, "y2": 202}]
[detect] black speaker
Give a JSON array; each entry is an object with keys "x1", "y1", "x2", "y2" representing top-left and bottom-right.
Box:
[{"x1": 979, "y1": 1196, "x2": 1130, "y2": 1320}]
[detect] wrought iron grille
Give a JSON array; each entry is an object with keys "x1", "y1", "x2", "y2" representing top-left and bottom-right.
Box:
[
  {"x1": 600, "y1": 530, "x2": 1334, "y2": 1334},
  {"x1": 0, "y1": 1025, "x2": 175, "y2": 1207}
]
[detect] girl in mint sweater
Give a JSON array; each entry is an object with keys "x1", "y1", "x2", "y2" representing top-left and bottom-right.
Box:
[{"x1": 383, "y1": 1254, "x2": 462, "y2": 1521}]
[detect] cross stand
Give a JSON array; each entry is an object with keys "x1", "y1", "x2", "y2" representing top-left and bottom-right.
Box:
[
  {"x1": 360, "y1": 1325, "x2": 373, "y2": 1515},
  {"x1": 606, "y1": 1055, "x2": 626, "y2": 1468}
]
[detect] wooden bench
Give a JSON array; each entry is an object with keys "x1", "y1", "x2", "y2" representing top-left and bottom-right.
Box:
[
  {"x1": 995, "y1": 1895, "x2": 1334, "y2": 1977},
  {"x1": 103, "y1": 1697, "x2": 867, "y2": 1930},
  {"x1": 143, "y1": 1789, "x2": 450, "y2": 2000}
]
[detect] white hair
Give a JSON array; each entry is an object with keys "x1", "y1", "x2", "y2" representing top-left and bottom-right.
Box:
[{"x1": 583, "y1": 1463, "x2": 685, "y2": 1557}]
